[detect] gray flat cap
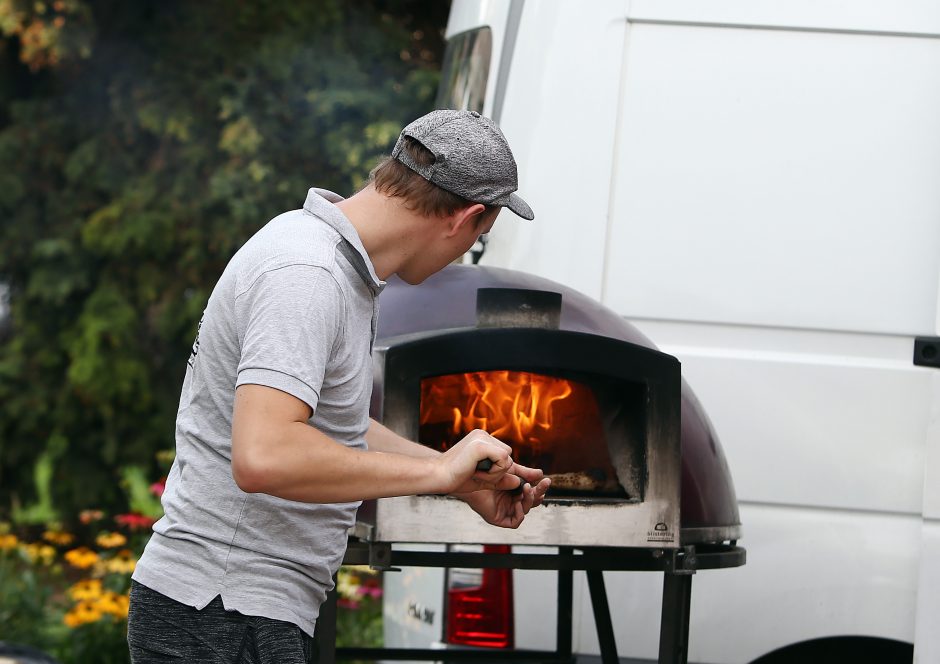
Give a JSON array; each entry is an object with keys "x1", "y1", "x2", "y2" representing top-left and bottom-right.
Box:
[{"x1": 391, "y1": 109, "x2": 534, "y2": 220}]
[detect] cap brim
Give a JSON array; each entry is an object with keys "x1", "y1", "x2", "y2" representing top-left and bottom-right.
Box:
[{"x1": 507, "y1": 192, "x2": 535, "y2": 220}]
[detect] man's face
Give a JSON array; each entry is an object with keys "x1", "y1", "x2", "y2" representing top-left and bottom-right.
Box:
[{"x1": 399, "y1": 208, "x2": 500, "y2": 285}]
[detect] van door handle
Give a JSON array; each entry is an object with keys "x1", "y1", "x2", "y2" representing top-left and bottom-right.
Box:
[{"x1": 914, "y1": 337, "x2": 940, "y2": 368}]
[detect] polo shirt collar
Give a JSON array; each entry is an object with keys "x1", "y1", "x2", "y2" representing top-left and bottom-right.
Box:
[{"x1": 303, "y1": 188, "x2": 385, "y2": 293}]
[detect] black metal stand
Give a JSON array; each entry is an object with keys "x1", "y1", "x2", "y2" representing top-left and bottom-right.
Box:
[
  {"x1": 659, "y1": 572, "x2": 693, "y2": 664},
  {"x1": 318, "y1": 542, "x2": 745, "y2": 664}
]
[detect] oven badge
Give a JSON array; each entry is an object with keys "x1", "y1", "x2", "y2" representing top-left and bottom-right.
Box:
[{"x1": 647, "y1": 521, "x2": 675, "y2": 543}]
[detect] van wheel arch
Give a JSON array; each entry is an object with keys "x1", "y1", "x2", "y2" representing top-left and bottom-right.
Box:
[{"x1": 749, "y1": 636, "x2": 913, "y2": 664}]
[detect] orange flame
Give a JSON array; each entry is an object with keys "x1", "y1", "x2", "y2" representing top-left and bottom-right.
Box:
[{"x1": 420, "y1": 371, "x2": 578, "y2": 448}]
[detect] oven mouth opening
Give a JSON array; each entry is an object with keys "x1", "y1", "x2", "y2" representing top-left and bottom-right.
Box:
[{"x1": 419, "y1": 370, "x2": 644, "y2": 500}]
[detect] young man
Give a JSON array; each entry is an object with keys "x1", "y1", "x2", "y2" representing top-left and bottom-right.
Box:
[{"x1": 128, "y1": 109, "x2": 549, "y2": 662}]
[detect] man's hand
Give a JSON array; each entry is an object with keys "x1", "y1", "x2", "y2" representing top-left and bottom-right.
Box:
[
  {"x1": 437, "y1": 429, "x2": 523, "y2": 494},
  {"x1": 457, "y1": 465, "x2": 551, "y2": 529}
]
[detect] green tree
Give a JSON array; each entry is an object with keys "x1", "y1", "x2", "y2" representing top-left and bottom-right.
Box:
[{"x1": 0, "y1": 0, "x2": 449, "y2": 520}]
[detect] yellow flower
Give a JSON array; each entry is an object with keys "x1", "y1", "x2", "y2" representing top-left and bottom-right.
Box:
[
  {"x1": 68, "y1": 579, "x2": 103, "y2": 601},
  {"x1": 115, "y1": 593, "x2": 130, "y2": 617},
  {"x1": 95, "y1": 531, "x2": 127, "y2": 548},
  {"x1": 336, "y1": 569, "x2": 360, "y2": 601},
  {"x1": 104, "y1": 548, "x2": 136, "y2": 574},
  {"x1": 43, "y1": 530, "x2": 75, "y2": 546},
  {"x1": 39, "y1": 544, "x2": 56, "y2": 564},
  {"x1": 21, "y1": 542, "x2": 56, "y2": 565},
  {"x1": 95, "y1": 591, "x2": 129, "y2": 619},
  {"x1": 64, "y1": 547, "x2": 99, "y2": 569},
  {"x1": 91, "y1": 559, "x2": 108, "y2": 578},
  {"x1": 0, "y1": 534, "x2": 18, "y2": 550},
  {"x1": 63, "y1": 600, "x2": 102, "y2": 628}
]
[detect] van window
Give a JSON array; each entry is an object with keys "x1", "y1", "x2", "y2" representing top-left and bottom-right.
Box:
[{"x1": 436, "y1": 27, "x2": 492, "y2": 112}]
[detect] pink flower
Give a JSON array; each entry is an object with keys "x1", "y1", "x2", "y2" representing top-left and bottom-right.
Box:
[
  {"x1": 356, "y1": 586, "x2": 383, "y2": 599},
  {"x1": 115, "y1": 513, "x2": 157, "y2": 531},
  {"x1": 337, "y1": 598, "x2": 360, "y2": 610},
  {"x1": 150, "y1": 479, "x2": 166, "y2": 497}
]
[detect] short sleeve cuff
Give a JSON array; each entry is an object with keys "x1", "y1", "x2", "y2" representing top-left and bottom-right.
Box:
[{"x1": 236, "y1": 368, "x2": 320, "y2": 412}]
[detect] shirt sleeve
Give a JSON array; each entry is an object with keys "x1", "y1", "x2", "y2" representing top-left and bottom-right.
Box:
[{"x1": 234, "y1": 264, "x2": 344, "y2": 412}]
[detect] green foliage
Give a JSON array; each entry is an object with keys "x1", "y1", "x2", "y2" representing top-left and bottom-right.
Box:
[
  {"x1": 0, "y1": 0, "x2": 449, "y2": 520},
  {"x1": 0, "y1": 547, "x2": 60, "y2": 649},
  {"x1": 12, "y1": 432, "x2": 67, "y2": 524},
  {"x1": 337, "y1": 598, "x2": 383, "y2": 650},
  {"x1": 56, "y1": 618, "x2": 130, "y2": 664},
  {"x1": 118, "y1": 465, "x2": 162, "y2": 518}
]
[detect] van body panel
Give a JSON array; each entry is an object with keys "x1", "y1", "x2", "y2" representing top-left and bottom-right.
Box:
[
  {"x1": 921, "y1": 373, "x2": 940, "y2": 520},
  {"x1": 654, "y1": 327, "x2": 932, "y2": 514},
  {"x1": 604, "y1": 23, "x2": 940, "y2": 335}
]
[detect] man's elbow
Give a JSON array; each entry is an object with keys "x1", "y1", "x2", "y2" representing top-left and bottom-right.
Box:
[{"x1": 231, "y1": 444, "x2": 274, "y2": 494}]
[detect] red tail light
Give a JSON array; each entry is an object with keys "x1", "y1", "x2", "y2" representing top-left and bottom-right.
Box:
[{"x1": 445, "y1": 544, "x2": 514, "y2": 648}]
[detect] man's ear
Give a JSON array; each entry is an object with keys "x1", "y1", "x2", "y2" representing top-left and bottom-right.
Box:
[{"x1": 445, "y1": 203, "x2": 487, "y2": 237}]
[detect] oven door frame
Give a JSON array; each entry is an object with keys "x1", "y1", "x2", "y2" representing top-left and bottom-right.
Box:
[{"x1": 368, "y1": 327, "x2": 682, "y2": 549}]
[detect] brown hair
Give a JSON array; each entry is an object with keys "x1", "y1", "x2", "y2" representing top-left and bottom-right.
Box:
[{"x1": 371, "y1": 137, "x2": 498, "y2": 220}]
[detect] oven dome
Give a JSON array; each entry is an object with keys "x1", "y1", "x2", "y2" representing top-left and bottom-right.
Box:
[{"x1": 374, "y1": 265, "x2": 741, "y2": 543}]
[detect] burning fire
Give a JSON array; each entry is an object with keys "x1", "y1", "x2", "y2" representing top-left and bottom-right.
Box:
[
  {"x1": 419, "y1": 370, "x2": 624, "y2": 495},
  {"x1": 430, "y1": 371, "x2": 573, "y2": 444},
  {"x1": 420, "y1": 371, "x2": 596, "y2": 461}
]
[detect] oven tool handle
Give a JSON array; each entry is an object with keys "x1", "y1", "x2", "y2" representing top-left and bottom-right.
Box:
[{"x1": 476, "y1": 459, "x2": 526, "y2": 495}]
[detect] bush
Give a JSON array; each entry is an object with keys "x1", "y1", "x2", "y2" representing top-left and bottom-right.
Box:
[{"x1": 0, "y1": 0, "x2": 448, "y2": 521}]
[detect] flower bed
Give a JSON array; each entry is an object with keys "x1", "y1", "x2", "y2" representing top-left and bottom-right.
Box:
[
  {"x1": 0, "y1": 459, "x2": 383, "y2": 662},
  {"x1": 0, "y1": 516, "x2": 146, "y2": 663}
]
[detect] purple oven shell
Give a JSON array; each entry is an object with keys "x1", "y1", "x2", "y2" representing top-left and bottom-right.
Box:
[{"x1": 371, "y1": 264, "x2": 741, "y2": 544}]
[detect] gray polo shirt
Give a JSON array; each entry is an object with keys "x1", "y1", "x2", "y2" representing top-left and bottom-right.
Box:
[{"x1": 133, "y1": 188, "x2": 384, "y2": 636}]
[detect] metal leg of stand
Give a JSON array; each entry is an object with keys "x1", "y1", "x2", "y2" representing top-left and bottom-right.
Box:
[
  {"x1": 556, "y1": 547, "x2": 573, "y2": 662},
  {"x1": 586, "y1": 569, "x2": 619, "y2": 664},
  {"x1": 317, "y1": 582, "x2": 338, "y2": 664},
  {"x1": 658, "y1": 572, "x2": 692, "y2": 664}
]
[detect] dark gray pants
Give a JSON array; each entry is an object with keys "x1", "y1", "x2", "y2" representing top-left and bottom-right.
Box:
[{"x1": 127, "y1": 581, "x2": 316, "y2": 663}]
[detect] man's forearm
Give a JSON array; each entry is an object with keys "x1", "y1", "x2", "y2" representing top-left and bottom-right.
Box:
[
  {"x1": 234, "y1": 419, "x2": 449, "y2": 503},
  {"x1": 366, "y1": 418, "x2": 440, "y2": 458}
]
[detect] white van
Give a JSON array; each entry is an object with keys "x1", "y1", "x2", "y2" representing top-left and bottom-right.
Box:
[{"x1": 383, "y1": 1, "x2": 940, "y2": 662}]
